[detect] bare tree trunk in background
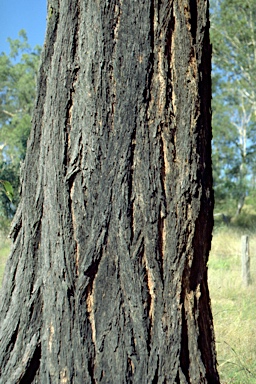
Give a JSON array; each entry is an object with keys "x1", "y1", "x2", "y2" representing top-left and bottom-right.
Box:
[{"x1": 0, "y1": 0, "x2": 219, "y2": 382}]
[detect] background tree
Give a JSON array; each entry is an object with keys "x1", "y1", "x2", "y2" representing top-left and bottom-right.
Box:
[
  {"x1": 0, "y1": 1, "x2": 219, "y2": 382},
  {"x1": 0, "y1": 30, "x2": 41, "y2": 230},
  {"x1": 210, "y1": 0, "x2": 256, "y2": 215}
]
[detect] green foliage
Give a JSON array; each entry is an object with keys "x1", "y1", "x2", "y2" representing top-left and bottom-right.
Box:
[
  {"x1": 0, "y1": 163, "x2": 20, "y2": 227},
  {"x1": 210, "y1": 0, "x2": 256, "y2": 214},
  {"x1": 231, "y1": 209, "x2": 256, "y2": 230},
  {"x1": 211, "y1": 0, "x2": 256, "y2": 82},
  {"x1": 214, "y1": 194, "x2": 256, "y2": 232},
  {"x1": 0, "y1": 180, "x2": 13, "y2": 201},
  {"x1": 0, "y1": 30, "x2": 41, "y2": 229}
]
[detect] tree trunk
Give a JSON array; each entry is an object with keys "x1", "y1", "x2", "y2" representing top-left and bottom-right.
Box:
[{"x1": 0, "y1": 1, "x2": 219, "y2": 383}]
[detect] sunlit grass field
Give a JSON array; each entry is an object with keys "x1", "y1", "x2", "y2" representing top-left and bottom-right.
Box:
[
  {"x1": 1, "y1": 220, "x2": 256, "y2": 383},
  {"x1": 209, "y1": 225, "x2": 256, "y2": 384}
]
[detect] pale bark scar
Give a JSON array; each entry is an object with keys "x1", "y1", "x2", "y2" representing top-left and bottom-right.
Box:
[
  {"x1": 86, "y1": 288, "x2": 96, "y2": 345},
  {"x1": 60, "y1": 367, "x2": 69, "y2": 384},
  {"x1": 48, "y1": 322, "x2": 54, "y2": 353}
]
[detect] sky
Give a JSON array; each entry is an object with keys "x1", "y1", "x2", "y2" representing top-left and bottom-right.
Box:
[{"x1": 0, "y1": 0, "x2": 47, "y2": 54}]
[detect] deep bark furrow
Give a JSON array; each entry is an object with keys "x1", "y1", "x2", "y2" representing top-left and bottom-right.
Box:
[
  {"x1": 0, "y1": 320, "x2": 20, "y2": 370},
  {"x1": 62, "y1": 0, "x2": 81, "y2": 169},
  {"x1": 144, "y1": 0, "x2": 155, "y2": 112},
  {"x1": 70, "y1": 178, "x2": 80, "y2": 277},
  {"x1": 180, "y1": 303, "x2": 190, "y2": 383},
  {"x1": 65, "y1": 67, "x2": 80, "y2": 167},
  {"x1": 19, "y1": 343, "x2": 41, "y2": 384},
  {"x1": 189, "y1": 0, "x2": 198, "y2": 45},
  {"x1": 158, "y1": 133, "x2": 167, "y2": 282},
  {"x1": 128, "y1": 125, "x2": 136, "y2": 244},
  {"x1": 7, "y1": 333, "x2": 40, "y2": 383}
]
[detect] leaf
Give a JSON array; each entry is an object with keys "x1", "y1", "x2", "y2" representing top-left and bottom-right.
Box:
[{"x1": 0, "y1": 180, "x2": 14, "y2": 202}]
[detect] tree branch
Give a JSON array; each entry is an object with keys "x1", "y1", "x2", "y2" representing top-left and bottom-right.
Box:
[{"x1": 2, "y1": 109, "x2": 16, "y2": 118}]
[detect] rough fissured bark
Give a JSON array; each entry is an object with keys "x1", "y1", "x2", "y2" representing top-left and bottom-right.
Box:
[{"x1": 0, "y1": 0, "x2": 219, "y2": 383}]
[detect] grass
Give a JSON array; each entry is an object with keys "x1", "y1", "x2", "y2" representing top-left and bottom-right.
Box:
[
  {"x1": 209, "y1": 226, "x2": 256, "y2": 383},
  {"x1": 0, "y1": 223, "x2": 256, "y2": 383}
]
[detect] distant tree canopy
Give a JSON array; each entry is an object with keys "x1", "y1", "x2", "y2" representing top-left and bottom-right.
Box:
[
  {"x1": 210, "y1": 0, "x2": 256, "y2": 215},
  {"x1": 0, "y1": 30, "x2": 41, "y2": 229}
]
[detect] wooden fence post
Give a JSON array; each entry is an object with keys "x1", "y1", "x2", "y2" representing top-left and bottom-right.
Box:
[{"x1": 241, "y1": 235, "x2": 251, "y2": 286}]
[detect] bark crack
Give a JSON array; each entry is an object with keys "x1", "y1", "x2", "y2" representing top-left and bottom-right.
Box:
[
  {"x1": 158, "y1": 134, "x2": 168, "y2": 282},
  {"x1": 65, "y1": 64, "x2": 80, "y2": 167},
  {"x1": 128, "y1": 126, "x2": 136, "y2": 243},
  {"x1": 19, "y1": 342, "x2": 41, "y2": 384},
  {"x1": 8, "y1": 333, "x2": 40, "y2": 383},
  {"x1": 82, "y1": 254, "x2": 103, "y2": 358},
  {"x1": 1, "y1": 320, "x2": 20, "y2": 366},
  {"x1": 142, "y1": 250, "x2": 155, "y2": 354},
  {"x1": 105, "y1": 1, "x2": 122, "y2": 132},
  {"x1": 63, "y1": 0, "x2": 81, "y2": 168},
  {"x1": 180, "y1": 300, "x2": 190, "y2": 383},
  {"x1": 77, "y1": 256, "x2": 101, "y2": 384},
  {"x1": 143, "y1": 0, "x2": 155, "y2": 109},
  {"x1": 9, "y1": 203, "x2": 22, "y2": 241},
  {"x1": 189, "y1": 0, "x2": 198, "y2": 45},
  {"x1": 69, "y1": 178, "x2": 80, "y2": 277}
]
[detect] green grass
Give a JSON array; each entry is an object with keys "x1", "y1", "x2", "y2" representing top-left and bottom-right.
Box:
[
  {"x1": 0, "y1": 232, "x2": 11, "y2": 286},
  {"x1": 209, "y1": 227, "x2": 256, "y2": 383}
]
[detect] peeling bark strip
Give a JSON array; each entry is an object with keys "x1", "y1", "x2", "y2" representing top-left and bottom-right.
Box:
[{"x1": 0, "y1": 0, "x2": 219, "y2": 383}]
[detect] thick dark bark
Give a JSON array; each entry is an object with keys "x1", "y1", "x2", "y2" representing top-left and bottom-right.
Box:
[{"x1": 0, "y1": 0, "x2": 219, "y2": 383}]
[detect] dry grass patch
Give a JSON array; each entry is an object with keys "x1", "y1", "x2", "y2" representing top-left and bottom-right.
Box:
[{"x1": 209, "y1": 227, "x2": 256, "y2": 383}]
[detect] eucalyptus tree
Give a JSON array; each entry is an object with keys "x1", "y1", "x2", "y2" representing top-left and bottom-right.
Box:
[
  {"x1": 211, "y1": 0, "x2": 256, "y2": 213},
  {"x1": 0, "y1": 1, "x2": 219, "y2": 382}
]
